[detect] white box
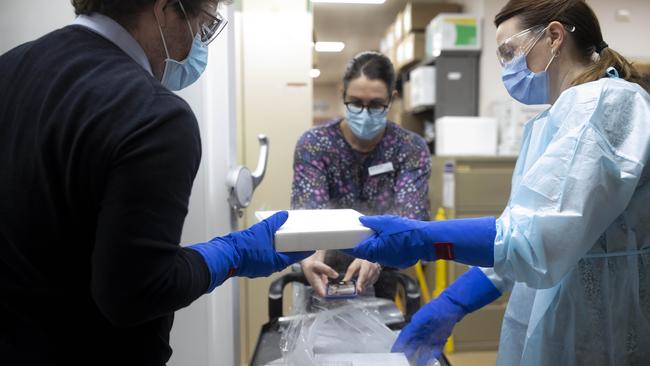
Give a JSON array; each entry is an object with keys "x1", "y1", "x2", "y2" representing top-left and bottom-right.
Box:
[
  {"x1": 435, "y1": 116, "x2": 498, "y2": 156},
  {"x1": 426, "y1": 13, "x2": 482, "y2": 58},
  {"x1": 409, "y1": 65, "x2": 436, "y2": 108},
  {"x1": 492, "y1": 100, "x2": 548, "y2": 156},
  {"x1": 255, "y1": 209, "x2": 373, "y2": 252}
]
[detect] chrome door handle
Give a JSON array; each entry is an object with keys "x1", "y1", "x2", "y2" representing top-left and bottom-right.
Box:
[{"x1": 226, "y1": 135, "x2": 269, "y2": 215}]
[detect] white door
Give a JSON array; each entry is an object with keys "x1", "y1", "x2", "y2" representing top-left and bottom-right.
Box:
[{"x1": 169, "y1": 5, "x2": 241, "y2": 366}]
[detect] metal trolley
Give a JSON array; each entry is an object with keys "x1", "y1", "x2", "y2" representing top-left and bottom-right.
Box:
[{"x1": 250, "y1": 270, "x2": 451, "y2": 366}]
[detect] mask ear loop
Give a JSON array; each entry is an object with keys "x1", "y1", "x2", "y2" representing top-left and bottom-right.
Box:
[
  {"x1": 176, "y1": 1, "x2": 199, "y2": 42},
  {"x1": 544, "y1": 49, "x2": 559, "y2": 71},
  {"x1": 543, "y1": 24, "x2": 573, "y2": 71},
  {"x1": 154, "y1": 10, "x2": 172, "y2": 60}
]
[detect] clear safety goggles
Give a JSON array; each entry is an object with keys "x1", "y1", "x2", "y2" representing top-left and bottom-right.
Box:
[
  {"x1": 177, "y1": 0, "x2": 228, "y2": 47},
  {"x1": 496, "y1": 25, "x2": 548, "y2": 67}
]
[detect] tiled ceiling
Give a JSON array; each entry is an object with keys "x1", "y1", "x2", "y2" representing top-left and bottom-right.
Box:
[{"x1": 313, "y1": 0, "x2": 409, "y2": 85}]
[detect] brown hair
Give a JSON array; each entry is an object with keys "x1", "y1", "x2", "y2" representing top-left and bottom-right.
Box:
[
  {"x1": 343, "y1": 51, "x2": 396, "y2": 98},
  {"x1": 495, "y1": 0, "x2": 649, "y2": 91}
]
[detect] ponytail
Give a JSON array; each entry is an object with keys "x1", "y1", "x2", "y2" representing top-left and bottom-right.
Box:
[{"x1": 572, "y1": 46, "x2": 650, "y2": 92}]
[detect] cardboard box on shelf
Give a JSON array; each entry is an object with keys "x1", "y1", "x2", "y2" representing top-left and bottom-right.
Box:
[
  {"x1": 403, "y1": 2, "x2": 463, "y2": 34},
  {"x1": 385, "y1": 23, "x2": 395, "y2": 51},
  {"x1": 402, "y1": 80, "x2": 412, "y2": 112},
  {"x1": 388, "y1": 47, "x2": 397, "y2": 70},
  {"x1": 396, "y1": 32, "x2": 425, "y2": 70},
  {"x1": 394, "y1": 10, "x2": 404, "y2": 42},
  {"x1": 426, "y1": 14, "x2": 482, "y2": 58},
  {"x1": 388, "y1": 96, "x2": 403, "y2": 125},
  {"x1": 400, "y1": 112, "x2": 425, "y2": 136}
]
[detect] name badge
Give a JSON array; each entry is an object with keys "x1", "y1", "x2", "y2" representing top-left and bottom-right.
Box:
[{"x1": 368, "y1": 162, "x2": 394, "y2": 177}]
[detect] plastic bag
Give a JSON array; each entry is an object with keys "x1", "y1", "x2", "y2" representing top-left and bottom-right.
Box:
[{"x1": 278, "y1": 294, "x2": 398, "y2": 366}]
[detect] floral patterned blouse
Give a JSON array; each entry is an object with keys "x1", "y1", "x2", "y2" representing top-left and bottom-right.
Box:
[{"x1": 291, "y1": 118, "x2": 431, "y2": 220}]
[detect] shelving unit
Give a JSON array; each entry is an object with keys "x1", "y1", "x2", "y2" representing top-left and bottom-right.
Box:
[{"x1": 393, "y1": 50, "x2": 481, "y2": 153}]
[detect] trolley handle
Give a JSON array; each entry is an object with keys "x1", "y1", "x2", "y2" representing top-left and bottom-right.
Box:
[
  {"x1": 268, "y1": 272, "x2": 310, "y2": 320},
  {"x1": 385, "y1": 271, "x2": 421, "y2": 322}
]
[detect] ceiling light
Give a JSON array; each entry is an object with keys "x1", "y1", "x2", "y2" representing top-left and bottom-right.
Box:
[
  {"x1": 312, "y1": 0, "x2": 386, "y2": 3},
  {"x1": 310, "y1": 69, "x2": 321, "y2": 78},
  {"x1": 315, "y1": 41, "x2": 345, "y2": 53}
]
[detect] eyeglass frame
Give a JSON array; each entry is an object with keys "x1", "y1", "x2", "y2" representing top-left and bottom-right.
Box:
[
  {"x1": 176, "y1": 0, "x2": 228, "y2": 47},
  {"x1": 496, "y1": 22, "x2": 576, "y2": 67},
  {"x1": 496, "y1": 24, "x2": 548, "y2": 67},
  {"x1": 343, "y1": 97, "x2": 392, "y2": 116}
]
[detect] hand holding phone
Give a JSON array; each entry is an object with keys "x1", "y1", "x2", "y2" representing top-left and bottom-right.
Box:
[{"x1": 325, "y1": 280, "x2": 358, "y2": 299}]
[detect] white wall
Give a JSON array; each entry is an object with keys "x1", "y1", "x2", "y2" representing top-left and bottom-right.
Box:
[
  {"x1": 314, "y1": 83, "x2": 345, "y2": 123},
  {"x1": 587, "y1": 0, "x2": 650, "y2": 61},
  {"x1": 0, "y1": 0, "x2": 75, "y2": 54}
]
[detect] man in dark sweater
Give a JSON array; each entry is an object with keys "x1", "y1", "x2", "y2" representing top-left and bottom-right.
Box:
[{"x1": 0, "y1": 1, "x2": 311, "y2": 364}]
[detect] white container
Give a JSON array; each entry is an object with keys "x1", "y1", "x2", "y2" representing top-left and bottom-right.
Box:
[
  {"x1": 426, "y1": 14, "x2": 482, "y2": 57},
  {"x1": 492, "y1": 100, "x2": 548, "y2": 156},
  {"x1": 435, "y1": 116, "x2": 497, "y2": 156},
  {"x1": 255, "y1": 209, "x2": 373, "y2": 252},
  {"x1": 409, "y1": 65, "x2": 436, "y2": 109}
]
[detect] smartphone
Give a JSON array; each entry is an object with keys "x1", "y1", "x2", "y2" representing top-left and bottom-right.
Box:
[{"x1": 325, "y1": 280, "x2": 358, "y2": 299}]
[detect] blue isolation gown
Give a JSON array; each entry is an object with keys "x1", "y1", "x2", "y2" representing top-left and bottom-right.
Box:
[{"x1": 482, "y1": 77, "x2": 650, "y2": 365}]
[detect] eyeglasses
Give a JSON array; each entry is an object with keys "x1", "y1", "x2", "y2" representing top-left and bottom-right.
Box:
[
  {"x1": 496, "y1": 23, "x2": 576, "y2": 67},
  {"x1": 196, "y1": 2, "x2": 228, "y2": 46},
  {"x1": 177, "y1": 1, "x2": 228, "y2": 47},
  {"x1": 496, "y1": 25, "x2": 548, "y2": 67},
  {"x1": 344, "y1": 99, "x2": 391, "y2": 116}
]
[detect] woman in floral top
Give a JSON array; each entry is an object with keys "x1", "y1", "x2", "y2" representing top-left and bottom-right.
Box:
[{"x1": 291, "y1": 51, "x2": 431, "y2": 297}]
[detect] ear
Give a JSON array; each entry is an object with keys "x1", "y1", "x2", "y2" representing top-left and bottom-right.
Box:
[
  {"x1": 153, "y1": 0, "x2": 171, "y2": 27},
  {"x1": 547, "y1": 21, "x2": 566, "y2": 54}
]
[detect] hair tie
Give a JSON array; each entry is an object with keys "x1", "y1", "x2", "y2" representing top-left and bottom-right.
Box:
[
  {"x1": 606, "y1": 66, "x2": 619, "y2": 78},
  {"x1": 595, "y1": 41, "x2": 609, "y2": 54}
]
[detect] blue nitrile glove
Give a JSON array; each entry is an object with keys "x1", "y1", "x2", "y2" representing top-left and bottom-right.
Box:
[
  {"x1": 189, "y1": 211, "x2": 313, "y2": 292},
  {"x1": 351, "y1": 215, "x2": 496, "y2": 269},
  {"x1": 392, "y1": 267, "x2": 501, "y2": 366}
]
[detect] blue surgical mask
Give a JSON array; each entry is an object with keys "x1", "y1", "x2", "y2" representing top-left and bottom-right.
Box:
[
  {"x1": 501, "y1": 50, "x2": 556, "y2": 105},
  {"x1": 346, "y1": 109, "x2": 387, "y2": 140},
  {"x1": 156, "y1": 17, "x2": 208, "y2": 91}
]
